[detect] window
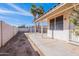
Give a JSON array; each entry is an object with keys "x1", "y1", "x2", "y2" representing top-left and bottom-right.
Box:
[
  {"x1": 56, "y1": 16, "x2": 63, "y2": 30},
  {"x1": 50, "y1": 19, "x2": 54, "y2": 30}
]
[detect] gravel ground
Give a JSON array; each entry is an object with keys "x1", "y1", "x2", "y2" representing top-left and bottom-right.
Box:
[{"x1": 0, "y1": 32, "x2": 40, "y2": 56}]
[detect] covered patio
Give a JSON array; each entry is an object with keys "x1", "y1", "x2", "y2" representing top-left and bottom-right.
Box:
[
  {"x1": 34, "y1": 3, "x2": 79, "y2": 42},
  {"x1": 34, "y1": 18, "x2": 48, "y2": 36},
  {"x1": 25, "y1": 3, "x2": 79, "y2": 56}
]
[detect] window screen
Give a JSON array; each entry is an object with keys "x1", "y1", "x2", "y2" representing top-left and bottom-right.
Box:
[
  {"x1": 56, "y1": 16, "x2": 63, "y2": 30},
  {"x1": 50, "y1": 19, "x2": 54, "y2": 30}
]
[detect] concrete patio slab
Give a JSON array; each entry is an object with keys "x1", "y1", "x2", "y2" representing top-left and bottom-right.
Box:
[{"x1": 25, "y1": 33, "x2": 79, "y2": 56}]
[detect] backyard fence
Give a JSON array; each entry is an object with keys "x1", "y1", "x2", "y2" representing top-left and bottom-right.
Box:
[
  {"x1": 0, "y1": 21, "x2": 18, "y2": 47},
  {"x1": 18, "y1": 26, "x2": 47, "y2": 33},
  {"x1": 18, "y1": 28, "x2": 30, "y2": 32}
]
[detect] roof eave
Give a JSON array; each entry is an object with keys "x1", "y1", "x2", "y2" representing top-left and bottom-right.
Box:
[{"x1": 34, "y1": 3, "x2": 67, "y2": 22}]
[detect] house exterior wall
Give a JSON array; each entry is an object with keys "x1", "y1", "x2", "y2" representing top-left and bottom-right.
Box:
[
  {"x1": 53, "y1": 30, "x2": 69, "y2": 41},
  {"x1": 47, "y1": 4, "x2": 79, "y2": 42},
  {"x1": 47, "y1": 9, "x2": 72, "y2": 41},
  {"x1": 34, "y1": 4, "x2": 79, "y2": 42},
  {"x1": 47, "y1": 30, "x2": 53, "y2": 38}
]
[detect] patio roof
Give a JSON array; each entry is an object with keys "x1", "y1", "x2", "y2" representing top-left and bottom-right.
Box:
[{"x1": 34, "y1": 3, "x2": 79, "y2": 22}]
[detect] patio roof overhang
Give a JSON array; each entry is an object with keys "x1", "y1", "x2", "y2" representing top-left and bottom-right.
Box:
[{"x1": 34, "y1": 3, "x2": 79, "y2": 23}]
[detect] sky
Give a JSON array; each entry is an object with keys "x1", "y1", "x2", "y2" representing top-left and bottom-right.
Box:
[{"x1": 0, "y1": 3, "x2": 58, "y2": 27}]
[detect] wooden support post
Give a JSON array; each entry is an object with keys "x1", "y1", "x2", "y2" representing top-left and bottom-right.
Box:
[
  {"x1": 35, "y1": 22, "x2": 37, "y2": 33},
  {"x1": 41, "y1": 22, "x2": 43, "y2": 38},
  {"x1": 54, "y1": 18, "x2": 56, "y2": 30},
  {"x1": 38, "y1": 22, "x2": 40, "y2": 33}
]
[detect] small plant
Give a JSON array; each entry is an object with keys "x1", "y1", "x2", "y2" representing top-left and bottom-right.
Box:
[{"x1": 69, "y1": 9, "x2": 79, "y2": 36}]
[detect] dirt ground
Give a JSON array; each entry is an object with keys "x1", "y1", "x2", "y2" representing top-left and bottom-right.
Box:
[{"x1": 0, "y1": 32, "x2": 40, "y2": 56}]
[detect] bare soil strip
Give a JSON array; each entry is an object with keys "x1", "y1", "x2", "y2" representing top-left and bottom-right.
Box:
[{"x1": 0, "y1": 32, "x2": 40, "y2": 56}]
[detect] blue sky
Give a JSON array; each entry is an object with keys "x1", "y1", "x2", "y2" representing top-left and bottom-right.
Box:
[{"x1": 0, "y1": 3, "x2": 58, "y2": 27}]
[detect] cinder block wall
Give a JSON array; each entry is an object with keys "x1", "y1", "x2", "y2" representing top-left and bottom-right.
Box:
[
  {"x1": 0, "y1": 21, "x2": 18, "y2": 47},
  {"x1": 0, "y1": 21, "x2": 1, "y2": 47},
  {"x1": 18, "y1": 28, "x2": 29, "y2": 32}
]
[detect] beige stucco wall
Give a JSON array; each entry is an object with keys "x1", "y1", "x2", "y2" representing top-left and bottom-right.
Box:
[
  {"x1": 0, "y1": 21, "x2": 18, "y2": 47},
  {"x1": 0, "y1": 21, "x2": 1, "y2": 47},
  {"x1": 13, "y1": 26, "x2": 18, "y2": 35}
]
